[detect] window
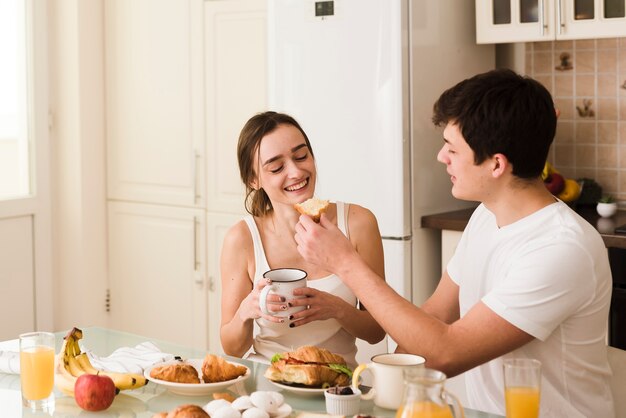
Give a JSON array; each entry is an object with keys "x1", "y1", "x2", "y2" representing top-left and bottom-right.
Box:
[{"x1": 0, "y1": 0, "x2": 31, "y2": 200}]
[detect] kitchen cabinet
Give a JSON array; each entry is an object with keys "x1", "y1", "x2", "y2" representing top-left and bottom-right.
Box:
[
  {"x1": 105, "y1": 0, "x2": 266, "y2": 350},
  {"x1": 107, "y1": 201, "x2": 207, "y2": 349},
  {"x1": 476, "y1": 0, "x2": 626, "y2": 43},
  {"x1": 105, "y1": 0, "x2": 205, "y2": 207}
]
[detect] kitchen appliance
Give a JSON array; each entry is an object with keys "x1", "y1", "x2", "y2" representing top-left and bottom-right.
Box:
[{"x1": 267, "y1": 0, "x2": 494, "y2": 361}]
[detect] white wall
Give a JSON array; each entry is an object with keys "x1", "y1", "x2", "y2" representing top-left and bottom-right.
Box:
[{"x1": 48, "y1": 0, "x2": 108, "y2": 330}]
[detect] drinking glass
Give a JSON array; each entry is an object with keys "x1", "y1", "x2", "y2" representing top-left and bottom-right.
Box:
[
  {"x1": 19, "y1": 331, "x2": 56, "y2": 410},
  {"x1": 503, "y1": 358, "x2": 541, "y2": 418}
]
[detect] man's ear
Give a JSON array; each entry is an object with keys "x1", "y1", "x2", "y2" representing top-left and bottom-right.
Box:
[{"x1": 491, "y1": 153, "x2": 509, "y2": 178}]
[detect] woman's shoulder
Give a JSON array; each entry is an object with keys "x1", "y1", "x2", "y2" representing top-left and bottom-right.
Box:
[
  {"x1": 223, "y1": 218, "x2": 254, "y2": 249},
  {"x1": 344, "y1": 202, "x2": 379, "y2": 227}
]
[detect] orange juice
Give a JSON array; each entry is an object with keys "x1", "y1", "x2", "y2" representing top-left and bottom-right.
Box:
[
  {"x1": 20, "y1": 346, "x2": 55, "y2": 400},
  {"x1": 396, "y1": 401, "x2": 454, "y2": 418},
  {"x1": 505, "y1": 386, "x2": 540, "y2": 418}
]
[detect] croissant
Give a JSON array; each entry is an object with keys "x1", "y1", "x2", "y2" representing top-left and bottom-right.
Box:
[
  {"x1": 150, "y1": 363, "x2": 200, "y2": 384},
  {"x1": 201, "y1": 354, "x2": 248, "y2": 383}
]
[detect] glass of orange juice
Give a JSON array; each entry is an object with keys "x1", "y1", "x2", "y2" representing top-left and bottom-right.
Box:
[
  {"x1": 19, "y1": 331, "x2": 56, "y2": 410},
  {"x1": 503, "y1": 358, "x2": 541, "y2": 418}
]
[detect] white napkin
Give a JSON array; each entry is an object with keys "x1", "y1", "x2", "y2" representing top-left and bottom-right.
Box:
[
  {"x1": 0, "y1": 342, "x2": 175, "y2": 375},
  {"x1": 85, "y1": 341, "x2": 176, "y2": 374},
  {"x1": 0, "y1": 351, "x2": 20, "y2": 374}
]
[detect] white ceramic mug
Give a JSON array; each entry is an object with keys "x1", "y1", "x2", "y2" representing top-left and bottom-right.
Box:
[
  {"x1": 259, "y1": 268, "x2": 308, "y2": 318},
  {"x1": 352, "y1": 353, "x2": 425, "y2": 410}
]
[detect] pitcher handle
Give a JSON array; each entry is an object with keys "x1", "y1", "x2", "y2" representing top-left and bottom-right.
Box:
[
  {"x1": 443, "y1": 391, "x2": 465, "y2": 418},
  {"x1": 352, "y1": 363, "x2": 376, "y2": 401}
]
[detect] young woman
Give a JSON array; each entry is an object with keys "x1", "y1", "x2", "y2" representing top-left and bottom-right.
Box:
[{"x1": 219, "y1": 111, "x2": 386, "y2": 366}]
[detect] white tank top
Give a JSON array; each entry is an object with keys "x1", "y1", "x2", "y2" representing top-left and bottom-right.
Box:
[{"x1": 243, "y1": 201, "x2": 358, "y2": 367}]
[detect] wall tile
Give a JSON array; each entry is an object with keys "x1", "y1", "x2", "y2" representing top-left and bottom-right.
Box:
[
  {"x1": 555, "y1": 98, "x2": 574, "y2": 119},
  {"x1": 576, "y1": 74, "x2": 596, "y2": 96},
  {"x1": 597, "y1": 146, "x2": 618, "y2": 168},
  {"x1": 597, "y1": 169, "x2": 619, "y2": 193},
  {"x1": 576, "y1": 39, "x2": 596, "y2": 50},
  {"x1": 576, "y1": 121, "x2": 596, "y2": 143},
  {"x1": 598, "y1": 98, "x2": 618, "y2": 120},
  {"x1": 555, "y1": 121, "x2": 574, "y2": 143},
  {"x1": 620, "y1": 121, "x2": 626, "y2": 144},
  {"x1": 598, "y1": 121, "x2": 618, "y2": 144},
  {"x1": 598, "y1": 49, "x2": 618, "y2": 73},
  {"x1": 598, "y1": 74, "x2": 617, "y2": 97},
  {"x1": 576, "y1": 145, "x2": 596, "y2": 166},
  {"x1": 555, "y1": 143, "x2": 575, "y2": 167},
  {"x1": 597, "y1": 38, "x2": 618, "y2": 49},
  {"x1": 534, "y1": 52, "x2": 554, "y2": 74},
  {"x1": 531, "y1": 38, "x2": 626, "y2": 204},
  {"x1": 576, "y1": 50, "x2": 597, "y2": 73},
  {"x1": 555, "y1": 74, "x2": 574, "y2": 96}
]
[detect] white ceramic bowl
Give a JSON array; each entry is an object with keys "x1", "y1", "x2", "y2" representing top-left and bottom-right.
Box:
[
  {"x1": 324, "y1": 387, "x2": 361, "y2": 416},
  {"x1": 597, "y1": 202, "x2": 618, "y2": 218}
]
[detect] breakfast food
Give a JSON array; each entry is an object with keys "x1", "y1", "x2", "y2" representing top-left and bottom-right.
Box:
[
  {"x1": 264, "y1": 346, "x2": 352, "y2": 387},
  {"x1": 152, "y1": 404, "x2": 210, "y2": 418},
  {"x1": 213, "y1": 392, "x2": 237, "y2": 402},
  {"x1": 294, "y1": 198, "x2": 329, "y2": 222},
  {"x1": 150, "y1": 362, "x2": 201, "y2": 384},
  {"x1": 202, "y1": 354, "x2": 248, "y2": 383}
]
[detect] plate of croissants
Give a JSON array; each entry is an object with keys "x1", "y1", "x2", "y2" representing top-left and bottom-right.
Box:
[{"x1": 145, "y1": 354, "x2": 250, "y2": 396}]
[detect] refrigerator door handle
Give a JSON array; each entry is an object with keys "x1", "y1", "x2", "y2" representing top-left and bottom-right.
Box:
[{"x1": 381, "y1": 235, "x2": 412, "y2": 241}]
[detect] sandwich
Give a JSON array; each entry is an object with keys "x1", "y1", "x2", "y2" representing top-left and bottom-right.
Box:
[
  {"x1": 294, "y1": 198, "x2": 330, "y2": 223},
  {"x1": 264, "y1": 346, "x2": 352, "y2": 388}
]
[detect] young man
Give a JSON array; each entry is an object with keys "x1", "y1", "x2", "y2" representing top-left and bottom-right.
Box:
[{"x1": 294, "y1": 69, "x2": 614, "y2": 417}]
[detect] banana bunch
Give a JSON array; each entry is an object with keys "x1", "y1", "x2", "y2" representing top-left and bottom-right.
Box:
[
  {"x1": 542, "y1": 162, "x2": 581, "y2": 203},
  {"x1": 55, "y1": 327, "x2": 148, "y2": 396}
]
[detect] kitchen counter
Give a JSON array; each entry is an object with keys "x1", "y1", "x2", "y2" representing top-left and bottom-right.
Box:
[
  {"x1": 421, "y1": 206, "x2": 626, "y2": 249},
  {"x1": 0, "y1": 327, "x2": 503, "y2": 418}
]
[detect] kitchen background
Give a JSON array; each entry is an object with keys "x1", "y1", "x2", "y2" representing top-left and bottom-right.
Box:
[{"x1": 525, "y1": 37, "x2": 626, "y2": 202}]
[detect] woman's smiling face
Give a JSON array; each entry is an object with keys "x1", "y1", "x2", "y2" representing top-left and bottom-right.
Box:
[{"x1": 254, "y1": 123, "x2": 316, "y2": 208}]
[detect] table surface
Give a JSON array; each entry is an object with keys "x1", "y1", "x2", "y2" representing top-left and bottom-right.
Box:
[{"x1": 0, "y1": 327, "x2": 503, "y2": 418}]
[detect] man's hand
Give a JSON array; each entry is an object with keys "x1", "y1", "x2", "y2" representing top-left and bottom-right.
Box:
[{"x1": 294, "y1": 213, "x2": 357, "y2": 274}]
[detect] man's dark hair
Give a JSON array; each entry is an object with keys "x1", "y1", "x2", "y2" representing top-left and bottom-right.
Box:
[{"x1": 432, "y1": 69, "x2": 557, "y2": 179}]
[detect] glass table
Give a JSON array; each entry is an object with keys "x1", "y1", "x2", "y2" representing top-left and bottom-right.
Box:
[{"x1": 0, "y1": 327, "x2": 503, "y2": 417}]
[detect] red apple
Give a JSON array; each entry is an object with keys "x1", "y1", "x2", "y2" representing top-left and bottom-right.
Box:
[
  {"x1": 544, "y1": 172, "x2": 565, "y2": 195},
  {"x1": 74, "y1": 373, "x2": 117, "y2": 411}
]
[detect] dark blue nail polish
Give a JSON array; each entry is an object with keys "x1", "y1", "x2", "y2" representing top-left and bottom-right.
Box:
[
  {"x1": 289, "y1": 323, "x2": 295, "y2": 328},
  {"x1": 288, "y1": 315, "x2": 294, "y2": 320}
]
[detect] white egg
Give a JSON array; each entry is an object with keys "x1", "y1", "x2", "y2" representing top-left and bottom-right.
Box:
[
  {"x1": 212, "y1": 405, "x2": 242, "y2": 418},
  {"x1": 204, "y1": 399, "x2": 233, "y2": 416},
  {"x1": 267, "y1": 392, "x2": 284, "y2": 407},
  {"x1": 231, "y1": 395, "x2": 254, "y2": 411},
  {"x1": 250, "y1": 391, "x2": 280, "y2": 414},
  {"x1": 242, "y1": 407, "x2": 270, "y2": 418}
]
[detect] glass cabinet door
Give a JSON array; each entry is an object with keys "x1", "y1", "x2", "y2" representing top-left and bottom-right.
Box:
[
  {"x1": 560, "y1": 0, "x2": 626, "y2": 39},
  {"x1": 477, "y1": 0, "x2": 553, "y2": 43}
]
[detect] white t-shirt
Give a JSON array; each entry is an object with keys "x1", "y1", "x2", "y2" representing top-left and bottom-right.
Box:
[{"x1": 447, "y1": 201, "x2": 614, "y2": 417}]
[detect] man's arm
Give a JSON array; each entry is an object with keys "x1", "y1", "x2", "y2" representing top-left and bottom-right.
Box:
[{"x1": 295, "y1": 214, "x2": 534, "y2": 377}]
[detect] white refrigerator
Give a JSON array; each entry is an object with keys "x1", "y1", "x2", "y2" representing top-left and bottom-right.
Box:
[{"x1": 267, "y1": 0, "x2": 494, "y2": 361}]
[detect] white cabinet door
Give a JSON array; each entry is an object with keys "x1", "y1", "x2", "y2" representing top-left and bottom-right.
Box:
[
  {"x1": 476, "y1": 0, "x2": 626, "y2": 43},
  {"x1": 105, "y1": 0, "x2": 205, "y2": 207},
  {"x1": 0, "y1": 216, "x2": 34, "y2": 340},
  {"x1": 205, "y1": 0, "x2": 267, "y2": 214},
  {"x1": 108, "y1": 202, "x2": 207, "y2": 349},
  {"x1": 206, "y1": 212, "x2": 243, "y2": 354}
]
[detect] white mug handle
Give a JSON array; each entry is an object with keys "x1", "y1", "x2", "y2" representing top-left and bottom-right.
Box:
[
  {"x1": 352, "y1": 363, "x2": 376, "y2": 401},
  {"x1": 259, "y1": 284, "x2": 277, "y2": 316}
]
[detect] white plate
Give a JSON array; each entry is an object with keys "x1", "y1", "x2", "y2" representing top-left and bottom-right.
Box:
[
  {"x1": 144, "y1": 359, "x2": 250, "y2": 396},
  {"x1": 268, "y1": 380, "x2": 326, "y2": 397}
]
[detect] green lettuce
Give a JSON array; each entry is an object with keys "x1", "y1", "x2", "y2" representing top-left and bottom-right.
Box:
[
  {"x1": 328, "y1": 363, "x2": 352, "y2": 378},
  {"x1": 270, "y1": 353, "x2": 283, "y2": 364}
]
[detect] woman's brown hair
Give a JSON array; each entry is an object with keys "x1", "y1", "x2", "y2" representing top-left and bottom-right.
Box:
[{"x1": 237, "y1": 111, "x2": 315, "y2": 217}]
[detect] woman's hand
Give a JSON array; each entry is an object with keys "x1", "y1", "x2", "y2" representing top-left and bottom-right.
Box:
[
  {"x1": 287, "y1": 287, "x2": 347, "y2": 327},
  {"x1": 238, "y1": 279, "x2": 290, "y2": 324}
]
